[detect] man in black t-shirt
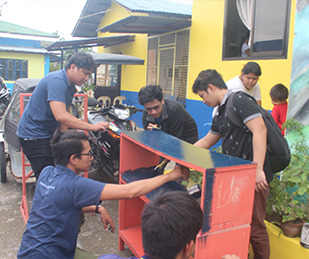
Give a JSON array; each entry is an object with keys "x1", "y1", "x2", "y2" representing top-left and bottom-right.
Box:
[
  {"x1": 192, "y1": 69, "x2": 271, "y2": 259},
  {"x1": 138, "y1": 85, "x2": 198, "y2": 144}
]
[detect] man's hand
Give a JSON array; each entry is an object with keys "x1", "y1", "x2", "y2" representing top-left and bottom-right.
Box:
[
  {"x1": 255, "y1": 166, "x2": 268, "y2": 192},
  {"x1": 91, "y1": 122, "x2": 110, "y2": 132},
  {"x1": 147, "y1": 123, "x2": 158, "y2": 131},
  {"x1": 222, "y1": 254, "x2": 240, "y2": 259},
  {"x1": 169, "y1": 165, "x2": 190, "y2": 181},
  {"x1": 98, "y1": 205, "x2": 115, "y2": 233}
]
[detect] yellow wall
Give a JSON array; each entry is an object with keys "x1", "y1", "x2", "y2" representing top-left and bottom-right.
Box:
[
  {"x1": 0, "y1": 52, "x2": 45, "y2": 84},
  {"x1": 96, "y1": 1, "x2": 148, "y2": 92},
  {"x1": 188, "y1": 0, "x2": 296, "y2": 110}
]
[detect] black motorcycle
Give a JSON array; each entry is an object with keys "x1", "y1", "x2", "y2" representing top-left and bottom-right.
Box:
[
  {"x1": 0, "y1": 76, "x2": 11, "y2": 119},
  {"x1": 87, "y1": 98, "x2": 142, "y2": 181}
]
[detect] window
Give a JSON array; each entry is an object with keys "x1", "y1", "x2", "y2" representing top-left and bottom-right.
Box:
[
  {"x1": 223, "y1": 0, "x2": 290, "y2": 59},
  {"x1": 147, "y1": 29, "x2": 190, "y2": 106},
  {"x1": 0, "y1": 59, "x2": 28, "y2": 80},
  {"x1": 96, "y1": 64, "x2": 118, "y2": 87}
]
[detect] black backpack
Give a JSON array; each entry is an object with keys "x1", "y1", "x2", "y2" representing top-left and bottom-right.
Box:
[{"x1": 226, "y1": 91, "x2": 290, "y2": 173}]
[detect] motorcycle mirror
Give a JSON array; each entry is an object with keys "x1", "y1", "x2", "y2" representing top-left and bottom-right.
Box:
[{"x1": 88, "y1": 98, "x2": 99, "y2": 107}]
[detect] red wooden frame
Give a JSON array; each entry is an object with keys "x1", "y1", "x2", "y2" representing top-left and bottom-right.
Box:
[{"x1": 118, "y1": 131, "x2": 257, "y2": 259}]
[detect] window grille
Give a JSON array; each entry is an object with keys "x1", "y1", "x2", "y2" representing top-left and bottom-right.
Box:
[
  {"x1": 0, "y1": 59, "x2": 28, "y2": 80},
  {"x1": 147, "y1": 29, "x2": 190, "y2": 106}
]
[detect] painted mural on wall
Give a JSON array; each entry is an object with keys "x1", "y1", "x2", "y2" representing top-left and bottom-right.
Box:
[{"x1": 288, "y1": 0, "x2": 309, "y2": 127}]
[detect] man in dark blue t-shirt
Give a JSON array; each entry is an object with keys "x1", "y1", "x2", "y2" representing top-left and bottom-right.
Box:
[
  {"x1": 17, "y1": 52, "x2": 109, "y2": 180},
  {"x1": 17, "y1": 130, "x2": 190, "y2": 259}
]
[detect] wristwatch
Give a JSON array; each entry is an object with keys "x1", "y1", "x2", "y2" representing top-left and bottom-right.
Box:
[{"x1": 95, "y1": 204, "x2": 101, "y2": 214}]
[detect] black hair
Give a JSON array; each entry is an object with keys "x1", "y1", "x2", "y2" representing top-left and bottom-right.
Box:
[
  {"x1": 50, "y1": 130, "x2": 89, "y2": 166},
  {"x1": 270, "y1": 83, "x2": 289, "y2": 101},
  {"x1": 238, "y1": 31, "x2": 250, "y2": 55},
  {"x1": 142, "y1": 191, "x2": 203, "y2": 259},
  {"x1": 241, "y1": 62, "x2": 262, "y2": 76},
  {"x1": 64, "y1": 52, "x2": 96, "y2": 72},
  {"x1": 192, "y1": 69, "x2": 227, "y2": 94},
  {"x1": 138, "y1": 85, "x2": 163, "y2": 105}
]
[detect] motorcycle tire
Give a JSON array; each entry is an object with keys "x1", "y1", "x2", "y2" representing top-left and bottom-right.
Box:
[
  {"x1": 0, "y1": 142, "x2": 7, "y2": 183},
  {"x1": 0, "y1": 103, "x2": 7, "y2": 118},
  {"x1": 89, "y1": 141, "x2": 119, "y2": 182}
]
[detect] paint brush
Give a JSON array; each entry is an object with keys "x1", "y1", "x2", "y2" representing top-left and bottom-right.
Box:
[{"x1": 153, "y1": 159, "x2": 169, "y2": 173}]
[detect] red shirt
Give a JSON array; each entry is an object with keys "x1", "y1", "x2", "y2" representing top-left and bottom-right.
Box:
[{"x1": 271, "y1": 102, "x2": 288, "y2": 136}]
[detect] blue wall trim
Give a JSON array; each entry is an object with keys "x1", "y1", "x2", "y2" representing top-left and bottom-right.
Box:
[
  {"x1": 120, "y1": 90, "x2": 144, "y2": 128},
  {"x1": 6, "y1": 83, "x2": 14, "y2": 93},
  {"x1": 1, "y1": 37, "x2": 41, "y2": 48},
  {"x1": 120, "y1": 90, "x2": 222, "y2": 147},
  {"x1": 44, "y1": 55, "x2": 50, "y2": 75}
]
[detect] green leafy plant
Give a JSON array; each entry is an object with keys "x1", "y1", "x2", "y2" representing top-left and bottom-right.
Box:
[
  {"x1": 186, "y1": 146, "x2": 223, "y2": 187},
  {"x1": 267, "y1": 119, "x2": 309, "y2": 223}
]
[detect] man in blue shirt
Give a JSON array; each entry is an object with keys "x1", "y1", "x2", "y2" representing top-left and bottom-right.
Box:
[
  {"x1": 17, "y1": 130, "x2": 190, "y2": 259},
  {"x1": 17, "y1": 52, "x2": 109, "y2": 180}
]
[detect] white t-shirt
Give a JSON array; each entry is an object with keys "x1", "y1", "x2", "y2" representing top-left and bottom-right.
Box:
[
  {"x1": 226, "y1": 76, "x2": 261, "y2": 101},
  {"x1": 241, "y1": 43, "x2": 250, "y2": 57},
  {"x1": 212, "y1": 76, "x2": 261, "y2": 117}
]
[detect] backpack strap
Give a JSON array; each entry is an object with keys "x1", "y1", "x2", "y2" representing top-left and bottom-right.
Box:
[{"x1": 226, "y1": 91, "x2": 245, "y2": 128}]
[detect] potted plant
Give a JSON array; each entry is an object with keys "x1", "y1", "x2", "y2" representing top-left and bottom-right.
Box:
[{"x1": 267, "y1": 119, "x2": 309, "y2": 237}]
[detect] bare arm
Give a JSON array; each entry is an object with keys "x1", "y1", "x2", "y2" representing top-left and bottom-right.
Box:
[
  {"x1": 100, "y1": 165, "x2": 190, "y2": 200},
  {"x1": 245, "y1": 48, "x2": 250, "y2": 56},
  {"x1": 194, "y1": 132, "x2": 221, "y2": 149},
  {"x1": 49, "y1": 101, "x2": 109, "y2": 132},
  {"x1": 246, "y1": 116, "x2": 268, "y2": 191},
  {"x1": 82, "y1": 205, "x2": 115, "y2": 232},
  {"x1": 256, "y1": 100, "x2": 261, "y2": 106}
]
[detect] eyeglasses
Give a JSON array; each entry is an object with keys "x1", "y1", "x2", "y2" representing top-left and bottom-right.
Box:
[
  {"x1": 145, "y1": 103, "x2": 162, "y2": 112},
  {"x1": 75, "y1": 151, "x2": 93, "y2": 158}
]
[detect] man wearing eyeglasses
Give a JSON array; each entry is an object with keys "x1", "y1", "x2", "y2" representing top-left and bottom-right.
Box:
[
  {"x1": 138, "y1": 85, "x2": 198, "y2": 144},
  {"x1": 17, "y1": 130, "x2": 190, "y2": 259},
  {"x1": 17, "y1": 52, "x2": 109, "y2": 181}
]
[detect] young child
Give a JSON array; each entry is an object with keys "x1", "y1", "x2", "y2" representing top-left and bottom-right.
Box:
[{"x1": 270, "y1": 83, "x2": 289, "y2": 136}]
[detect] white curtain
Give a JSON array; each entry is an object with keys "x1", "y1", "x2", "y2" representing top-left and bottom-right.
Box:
[{"x1": 236, "y1": 0, "x2": 254, "y2": 31}]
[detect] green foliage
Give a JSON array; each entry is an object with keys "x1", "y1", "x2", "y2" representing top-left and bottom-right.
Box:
[
  {"x1": 82, "y1": 79, "x2": 95, "y2": 94},
  {"x1": 49, "y1": 48, "x2": 94, "y2": 73},
  {"x1": 189, "y1": 169, "x2": 203, "y2": 186},
  {"x1": 267, "y1": 119, "x2": 309, "y2": 223},
  {"x1": 186, "y1": 147, "x2": 223, "y2": 187},
  {"x1": 212, "y1": 146, "x2": 222, "y2": 153}
]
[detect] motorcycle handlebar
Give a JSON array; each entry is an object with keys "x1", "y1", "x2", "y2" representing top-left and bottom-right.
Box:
[
  {"x1": 129, "y1": 106, "x2": 143, "y2": 114},
  {"x1": 89, "y1": 108, "x2": 110, "y2": 114}
]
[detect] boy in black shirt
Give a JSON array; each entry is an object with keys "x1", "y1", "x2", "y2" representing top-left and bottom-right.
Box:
[{"x1": 192, "y1": 69, "x2": 271, "y2": 259}]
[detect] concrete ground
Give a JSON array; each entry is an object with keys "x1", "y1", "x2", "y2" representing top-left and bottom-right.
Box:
[{"x1": 0, "y1": 166, "x2": 134, "y2": 258}]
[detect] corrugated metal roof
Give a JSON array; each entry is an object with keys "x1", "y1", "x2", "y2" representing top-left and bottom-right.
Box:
[
  {"x1": 72, "y1": 0, "x2": 192, "y2": 38},
  {"x1": 72, "y1": 0, "x2": 112, "y2": 38},
  {"x1": 0, "y1": 45, "x2": 48, "y2": 54},
  {"x1": 45, "y1": 35, "x2": 136, "y2": 51},
  {"x1": 97, "y1": 16, "x2": 191, "y2": 35},
  {"x1": 0, "y1": 20, "x2": 58, "y2": 38},
  {"x1": 115, "y1": 0, "x2": 192, "y2": 16}
]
